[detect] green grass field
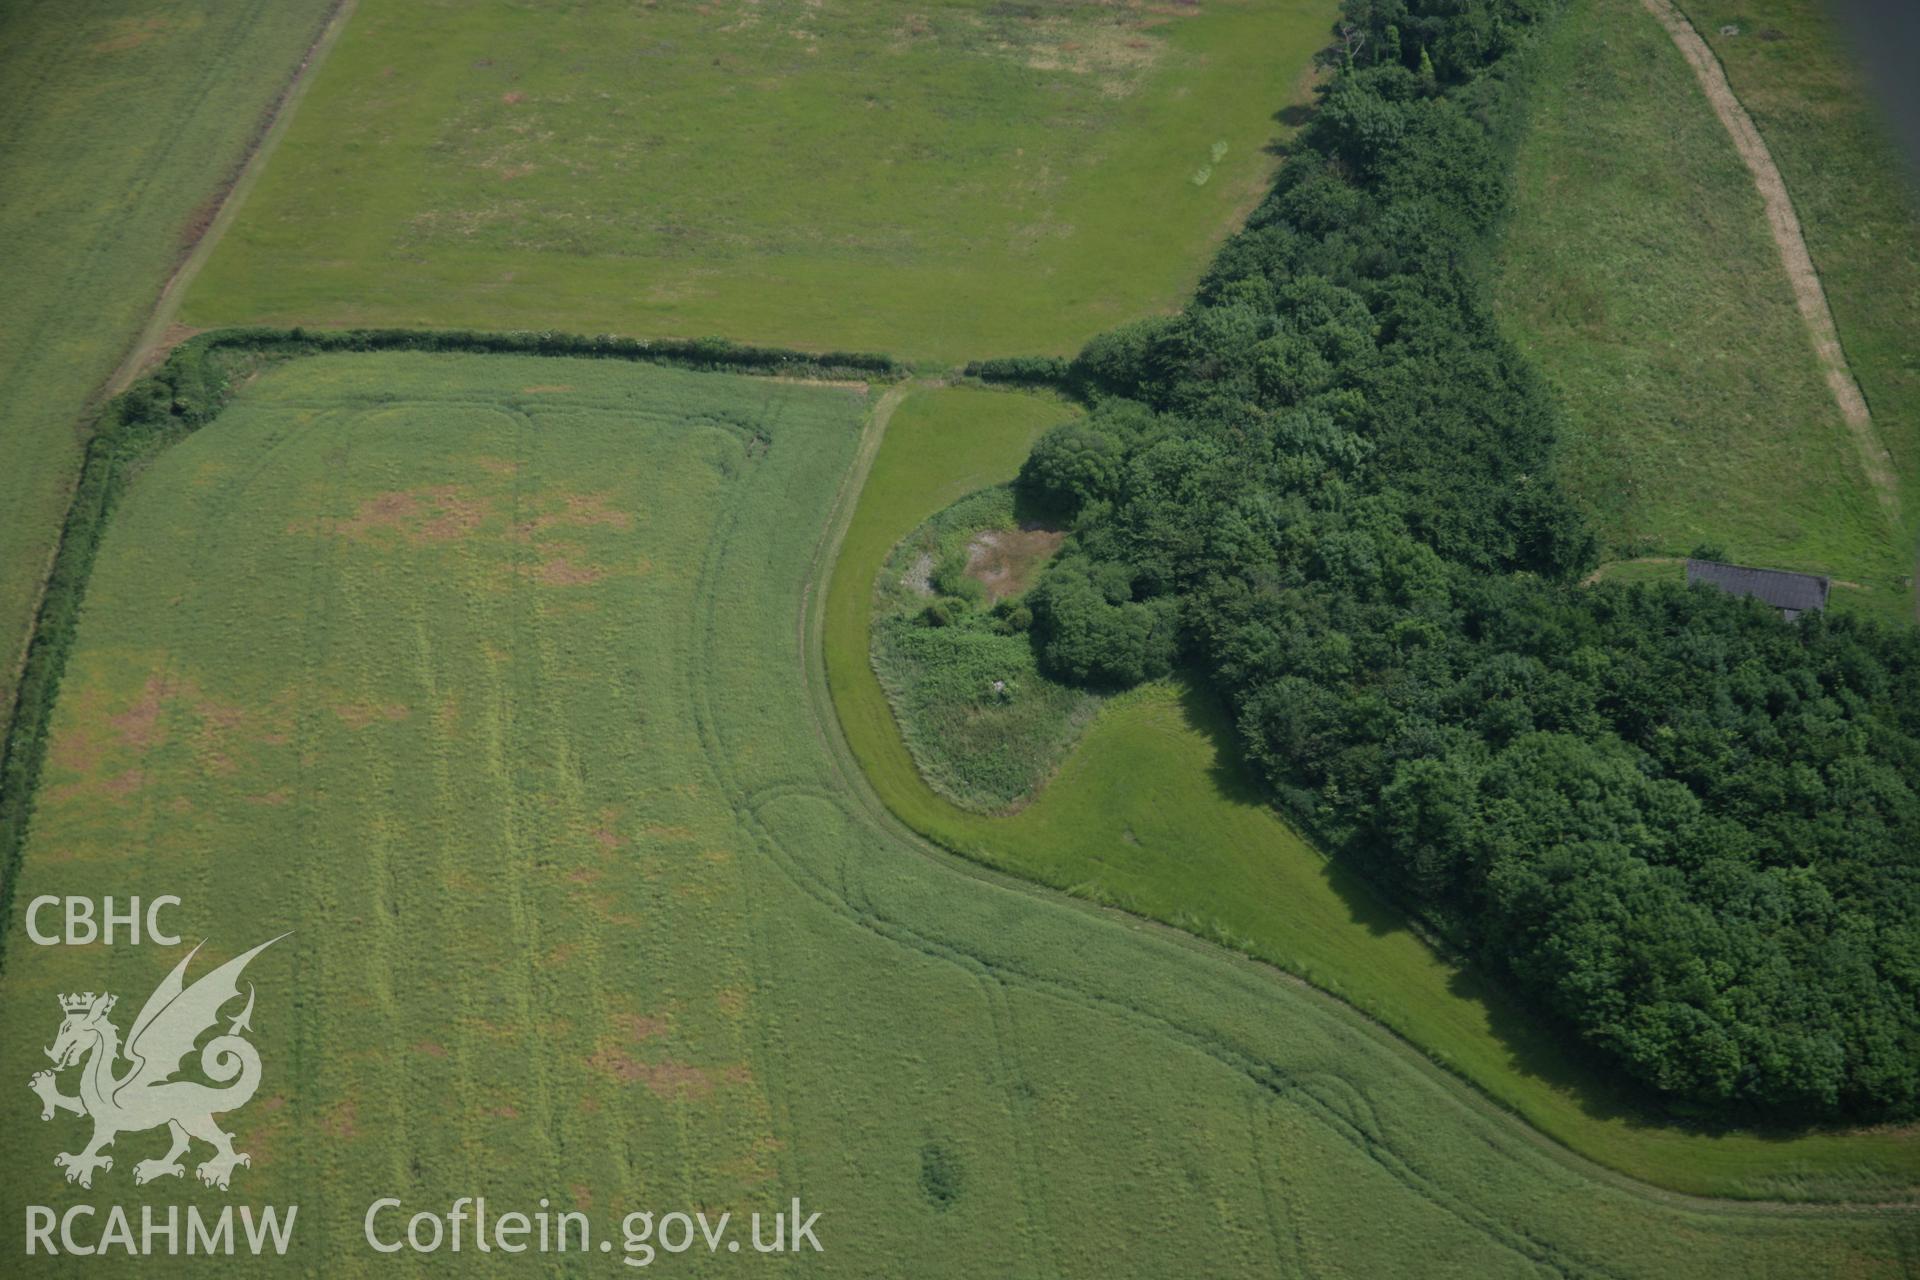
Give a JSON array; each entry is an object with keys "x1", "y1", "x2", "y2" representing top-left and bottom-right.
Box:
[
  {"x1": 180, "y1": 0, "x2": 1337, "y2": 363},
  {"x1": 0, "y1": 0, "x2": 337, "y2": 726},
  {"x1": 1674, "y1": 0, "x2": 1920, "y2": 607},
  {"x1": 824, "y1": 384, "x2": 1920, "y2": 1201},
  {"x1": 3, "y1": 353, "x2": 1908, "y2": 1273},
  {"x1": 1491, "y1": 0, "x2": 1911, "y2": 621}
]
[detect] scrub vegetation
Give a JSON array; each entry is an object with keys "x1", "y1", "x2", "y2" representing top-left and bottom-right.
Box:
[{"x1": 872, "y1": 485, "x2": 1095, "y2": 811}]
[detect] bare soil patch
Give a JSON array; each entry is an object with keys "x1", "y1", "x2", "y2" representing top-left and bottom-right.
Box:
[{"x1": 964, "y1": 524, "x2": 1065, "y2": 602}]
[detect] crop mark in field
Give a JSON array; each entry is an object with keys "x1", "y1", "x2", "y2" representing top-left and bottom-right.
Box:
[
  {"x1": 704, "y1": 504, "x2": 1608, "y2": 1277},
  {"x1": 295, "y1": 484, "x2": 490, "y2": 545},
  {"x1": 1638, "y1": 0, "x2": 1898, "y2": 521},
  {"x1": 90, "y1": 15, "x2": 172, "y2": 55}
]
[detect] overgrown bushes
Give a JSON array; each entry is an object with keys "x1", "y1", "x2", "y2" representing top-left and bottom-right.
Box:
[
  {"x1": 1003, "y1": 0, "x2": 1920, "y2": 1123},
  {"x1": 870, "y1": 486, "x2": 1097, "y2": 811}
]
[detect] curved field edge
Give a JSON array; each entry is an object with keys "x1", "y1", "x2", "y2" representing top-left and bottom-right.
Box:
[
  {"x1": 13, "y1": 353, "x2": 1911, "y2": 1274},
  {"x1": 0, "y1": 0, "x2": 344, "y2": 736},
  {"x1": 818, "y1": 385, "x2": 1920, "y2": 1202},
  {"x1": 0, "y1": 326, "x2": 902, "y2": 971}
]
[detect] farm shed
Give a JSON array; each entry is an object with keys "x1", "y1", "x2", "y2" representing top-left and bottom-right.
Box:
[{"x1": 1685, "y1": 559, "x2": 1830, "y2": 621}]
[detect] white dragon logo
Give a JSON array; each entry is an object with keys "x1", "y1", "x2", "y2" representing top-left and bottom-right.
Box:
[{"x1": 28, "y1": 936, "x2": 284, "y2": 1191}]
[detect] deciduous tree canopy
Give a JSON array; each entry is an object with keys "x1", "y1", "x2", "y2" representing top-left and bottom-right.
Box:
[{"x1": 1013, "y1": 0, "x2": 1920, "y2": 1122}]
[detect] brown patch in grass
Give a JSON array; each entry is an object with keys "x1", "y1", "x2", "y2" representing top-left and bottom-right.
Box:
[
  {"x1": 333, "y1": 702, "x2": 410, "y2": 730},
  {"x1": 473, "y1": 455, "x2": 522, "y2": 475},
  {"x1": 300, "y1": 485, "x2": 492, "y2": 546},
  {"x1": 45, "y1": 689, "x2": 105, "y2": 768},
  {"x1": 323, "y1": 1100, "x2": 359, "y2": 1139},
  {"x1": 642, "y1": 1060, "x2": 715, "y2": 1101},
  {"x1": 590, "y1": 808, "x2": 626, "y2": 853},
  {"x1": 92, "y1": 17, "x2": 169, "y2": 53},
  {"x1": 413, "y1": 1041, "x2": 449, "y2": 1059},
  {"x1": 246, "y1": 789, "x2": 291, "y2": 806},
  {"x1": 100, "y1": 769, "x2": 146, "y2": 798},
  {"x1": 616, "y1": 1013, "x2": 669, "y2": 1042},
  {"x1": 965, "y1": 525, "x2": 1066, "y2": 602},
  {"x1": 570, "y1": 1185, "x2": 593, "y2": 1212},
  {"x1": 566, "y1": 867, "x2": 601, "y2": 885},
  {"x1": 587, "y1": 1046, "x2": 646, "y2": 1084},
  {"x1": 502, "y1": 90, "x2": 526, "y2": 104},
  {"x1": 527, "y1": 557, "x2": 604, "y2": 586},
  {"x1": 111, "y1": 676, "x2": 176, "y2": 749},
  {"x1": 511, "y1": 492, "x2": 634, "y2": 540}
]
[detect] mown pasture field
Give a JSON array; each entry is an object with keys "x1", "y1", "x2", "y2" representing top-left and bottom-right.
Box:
[
  {"x1": 1675, "y1": 0, "x2": 1920, "y2": 604},
  {"x1": 1492, "y1": 0, "x2": 1911, "y2": 620},
  {"x1": 2, "y1": 353, "x2": 1909, "y2": 1273},
  {"x1": 181, "y1": 0, "x2": 1336, "y2": 362},
  {"x1": 825, "y1": 384, "x2": 1920, "y2": 1201},
  {"x1": 0, "y1": 0, "x2": 338, "y2": 725}
]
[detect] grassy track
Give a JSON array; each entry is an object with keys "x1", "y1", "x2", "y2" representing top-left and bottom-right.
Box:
[
  {"x1": 0, "y1": 0, "x2": 338, "y2": 725},
  {"x1": 3, "y1": 354, "x2": 1909, "y2": 1272},
  {"x1": 1491, "y1": 0, "x2": 1911, "y2": 621},
  {"x1": 824, "y1": 386, "x2": 1920, "y2": 1201},
  {"x1": 181, "y1": 0, "x2": 1336, "y2": 362},
  {"x1": 1670, "y1": 0, "x2": 1920, "y2": 610}
]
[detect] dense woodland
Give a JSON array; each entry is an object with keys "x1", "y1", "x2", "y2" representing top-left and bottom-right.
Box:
[{"x1": 993, "y1": 0, "x2": 1920, "y2": 1122}]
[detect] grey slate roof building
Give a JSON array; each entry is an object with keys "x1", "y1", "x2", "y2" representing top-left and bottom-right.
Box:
[{"x1": 1685, "y1": 559, "x2": 1830, "y2": 620}]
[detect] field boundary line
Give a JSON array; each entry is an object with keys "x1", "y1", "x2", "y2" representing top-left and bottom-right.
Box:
[
  {"x1": 114, "y1": 0, "x2": 360, "y2": 391},
  {"x1": 1637, "y1": 0, "x2": 1898, "y2": 523},
  {"x1": 0, "y1": 0, "x2": 355, "y2": 745}
]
